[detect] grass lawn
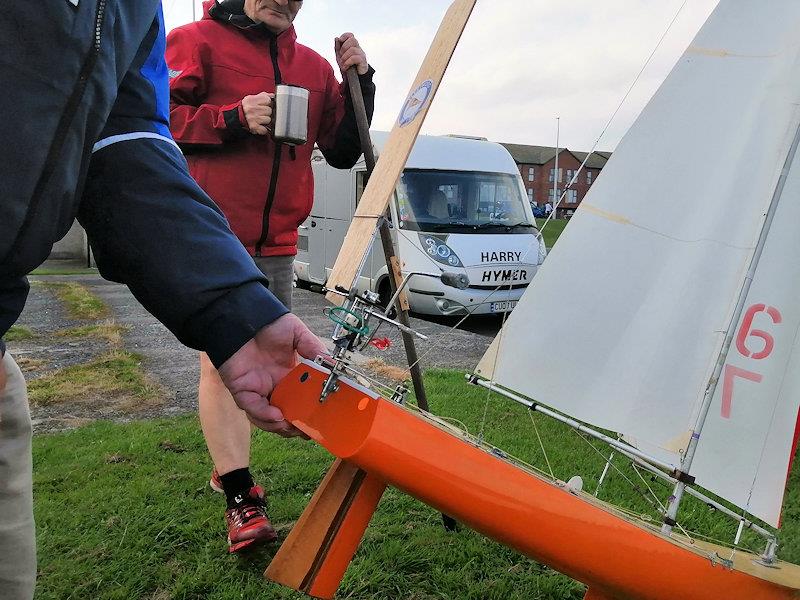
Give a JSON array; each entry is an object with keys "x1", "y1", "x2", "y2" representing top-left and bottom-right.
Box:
[
  {"x1": 28, "y1": 350, "x2": 160, "y2": 407},
  {"x1": 535, "y1": 218, "x2": 570, "y2": 250},
  {"x1": 5, "y1": 325, "x2": 36, "y2": 341},
  {"x1": 33, "y1": 370, "x2": 800, "y2": 599}
]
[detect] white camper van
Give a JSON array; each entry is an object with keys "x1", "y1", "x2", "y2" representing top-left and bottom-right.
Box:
[{"x1": 294, "y1": 132, "x2": 547, "y2": 316}]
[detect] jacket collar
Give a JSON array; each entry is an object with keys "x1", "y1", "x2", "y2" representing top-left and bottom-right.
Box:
[{"x1": 207, "y1": 0, "x2": 299, "y2": 48}]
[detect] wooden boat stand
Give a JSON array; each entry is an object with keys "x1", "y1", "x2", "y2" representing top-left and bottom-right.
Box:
[{"x1": 265, "y1": 460, "x2": 386, "y2": 599}]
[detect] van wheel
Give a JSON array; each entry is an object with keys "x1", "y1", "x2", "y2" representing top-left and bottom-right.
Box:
[{"x1": 378, "y1": 279, "x2": 398, "y2": 319}]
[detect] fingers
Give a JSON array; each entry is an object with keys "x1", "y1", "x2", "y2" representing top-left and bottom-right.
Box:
[
  {"x1": 241, "y1": 92, "x2": 274, "y2": 135},
  {"x1": 335, "y1": 33, "x2": 368, "y2": 75},
  {"x1": 339, "y1": 48, "x2": 367, "y2": 71},
  {"x1": 247, "y1": 415, "x2": 307, "y2": 438},
  {"x1": 334, "y1": 32, "x2": 355, "y2": 53},
  {"x1": 231, "y1": 389, "x2": 281, "y2": 421},
  {"x1": 232, "y1": 389, "x2": 307, "y2": 437}
]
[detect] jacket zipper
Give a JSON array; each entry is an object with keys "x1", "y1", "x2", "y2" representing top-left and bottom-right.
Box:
[
  {"x1": 14, "y1": 0, "x2": 107, "y2": 256},
  {"x1": 255, "y1": 35, "x2": 284, "y2": 257}
]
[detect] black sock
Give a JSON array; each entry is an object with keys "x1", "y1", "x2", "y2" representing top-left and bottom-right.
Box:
[{"x1": 219, "y1": 467, "x2": 254, "y2": 509}]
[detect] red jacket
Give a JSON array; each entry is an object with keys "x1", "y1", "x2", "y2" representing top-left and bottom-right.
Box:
[{"x1": 166, "y1": 0, "x2": 375, "y2": 256}]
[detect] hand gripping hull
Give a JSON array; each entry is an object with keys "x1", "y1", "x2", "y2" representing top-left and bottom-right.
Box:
[{"x1": 271, "y1": 361, "x2": 800, "y2": 600}]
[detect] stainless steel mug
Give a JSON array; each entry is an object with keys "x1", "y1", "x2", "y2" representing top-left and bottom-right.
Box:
[{"x1": 273, "y1": 84, "x2": 309, "y2": 146}]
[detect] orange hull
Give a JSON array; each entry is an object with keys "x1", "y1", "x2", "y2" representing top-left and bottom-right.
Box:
[{"x1": 272, "y1": 362, "x2": 800, "y2": 600}]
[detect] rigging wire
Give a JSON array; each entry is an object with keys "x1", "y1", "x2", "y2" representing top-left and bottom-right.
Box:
[
  {"x1": 336, "y1": 0, "x2": 772, "y2": 551},
  {"x1": 479, "y1": 277, "x2": 516, "y2": 441},
  {"x1": 629, "y1": 462, "x2": 694, "y2": 541},
  {"x1": 528, "y1": 410, "x2": 554, "y2": 480},
  {"x1": 741, "y1": 319, "x2": 800, "y2": 536},
  {"x1": 573, "y1": 429, "x2": 693, "y2": 537},
  {"x1": 538, "y1": 0, "x2": 690, "y2": 238},
  {"x1": 389, "y1": 0, "x2": 694, "y2": 392},
  {"x1": 470, "y1": 0, "x2": 708, "y2": 539},
  {"x1": 391, "y1": 227, "x2": 539, "y2": 371}
]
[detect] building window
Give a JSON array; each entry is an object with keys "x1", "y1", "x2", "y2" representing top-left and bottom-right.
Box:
[
  {"x1": 527, "y1": 188, "x2": 534, "y2": 202},
  {"x1": 548, "y1": 188, "x2": 562, "y2": 202},
  {"x1": 549, "y1": 168, "x2": 563, "y2": 183},
  {"x1": 587, "y1": 170, "x2": 593, "y2": 185},
  {"x1": 355, "y1": 171, "x2": 367, "y2": 206},
  {"x1": 566, "y1": 169, "x2": 575, "y2": 184},
  {"x1": 567, "y1": 189, "x2": 577, "y2": 204},
  {"x1": 528, "y1": 167, "x2": 535, "y2": 182}
]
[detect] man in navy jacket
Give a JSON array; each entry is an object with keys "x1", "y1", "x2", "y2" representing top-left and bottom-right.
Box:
[{"x1": 0, "y1": 3, "x2": 325, "y2": 598}]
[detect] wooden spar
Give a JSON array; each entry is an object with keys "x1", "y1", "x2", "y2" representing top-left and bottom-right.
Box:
[
  {"x1": 325, "y1": 0, "x2": 477, "y2": 304},
  {"x1": 269, "y1": 360, "x2": 800, "y2": 600},
  {"x1": 265, "y1": 459, "x2": 386, "y2": 599},
  {"x1": 342, "y1": 65, "x2": 428, "y2": 411}
]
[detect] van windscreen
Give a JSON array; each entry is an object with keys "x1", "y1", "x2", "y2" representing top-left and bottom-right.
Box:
[{"x1": 396, "y1": 170, "x2": 535, "y2": 233}]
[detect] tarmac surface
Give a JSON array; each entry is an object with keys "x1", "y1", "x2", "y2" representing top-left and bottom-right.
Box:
[{"x1": 14, "y1": 262, "x2": 502, "y2": 431}]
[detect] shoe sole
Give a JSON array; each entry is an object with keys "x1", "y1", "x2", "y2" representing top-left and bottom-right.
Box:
[
  {"x1": 209, "y1": 478, "x2": 224, "y2": 494},
  {"x1": 227, "y1": 531, "x2": 278, "y2": 554}
]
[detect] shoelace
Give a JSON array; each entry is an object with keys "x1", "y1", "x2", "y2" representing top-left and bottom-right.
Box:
[{"x1": 229, "y1": 491, "x2": 267, "y2": 526}]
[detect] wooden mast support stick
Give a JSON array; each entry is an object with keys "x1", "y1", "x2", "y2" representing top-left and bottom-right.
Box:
[
  {"x1": 342, "y1": 66, "x2": 429, "y2": 411},
  {"x1": 344, "y1": 63, "x2": 459, "y2": 528},
  {"x1": 325, "y1": 0, "x2": 478, "y2": 303}
]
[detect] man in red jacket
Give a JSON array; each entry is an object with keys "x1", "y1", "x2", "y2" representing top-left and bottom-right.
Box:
[{"x1": 167, "y1": 0, "x2": 375, "y2": 553}]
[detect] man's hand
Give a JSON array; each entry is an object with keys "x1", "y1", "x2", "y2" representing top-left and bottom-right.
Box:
[
  {"x1": 241, "y1": 92, "x2": 274, "y2": 135},
  {"x1": 217, "y1": 314, "x2": 327, "y2": 437},
  {"x1": 335, "y1": 33, "x2": 369, "y2": 77}
]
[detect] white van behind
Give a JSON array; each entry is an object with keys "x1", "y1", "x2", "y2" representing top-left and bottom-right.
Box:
[{"x1": 294, "y1": 132, "x2": 547, "y2": 316}]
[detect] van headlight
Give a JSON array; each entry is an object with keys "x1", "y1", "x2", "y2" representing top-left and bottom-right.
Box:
[{"x1": 420, "y1": 235, "x2": 463, "y2": 268}]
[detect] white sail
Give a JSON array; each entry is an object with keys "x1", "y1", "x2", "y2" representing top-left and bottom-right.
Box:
[{"x1": 477, "y1": 0, "x2": 800, "y2": 526}]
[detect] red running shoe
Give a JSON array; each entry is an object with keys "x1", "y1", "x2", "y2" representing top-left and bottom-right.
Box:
[{"x1": 225, "y1": 485, "x2": 277, "y2": 553}]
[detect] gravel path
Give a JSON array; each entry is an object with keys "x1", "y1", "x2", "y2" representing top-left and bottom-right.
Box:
[{"x1": 12, "y1": 267, "x2": 500, "y2": 432}]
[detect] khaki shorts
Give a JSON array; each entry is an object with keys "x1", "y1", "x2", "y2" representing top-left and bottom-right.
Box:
[
  {"x1": 253, "y1": 255, "x2": 294, "y2": 310},
  {"x1": 0, "y1": 352, "x2": 36, "y2": 600}
]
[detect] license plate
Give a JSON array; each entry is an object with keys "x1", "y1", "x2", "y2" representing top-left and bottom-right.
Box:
[{"x1": 490, "y1": 300, "x2": 517, "y2": 313}]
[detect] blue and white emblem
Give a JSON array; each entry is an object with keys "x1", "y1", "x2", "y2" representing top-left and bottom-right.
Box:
[{"x1": 398, "y1": 80, "x2": 433, "y2": 127}]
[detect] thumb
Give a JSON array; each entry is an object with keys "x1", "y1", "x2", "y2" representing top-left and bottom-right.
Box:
[{"x1": 294, "y1": 323, "x2": 327, "y2": 361}]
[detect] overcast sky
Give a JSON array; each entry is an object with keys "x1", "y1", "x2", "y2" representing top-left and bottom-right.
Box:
[{"x1": 163, "y1": 0, "x2": 720, "y2": 151}]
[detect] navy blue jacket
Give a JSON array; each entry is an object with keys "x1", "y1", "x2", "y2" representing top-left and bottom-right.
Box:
[{"x1": 0, "y1": 1, "x2": 287, "y2": 367}]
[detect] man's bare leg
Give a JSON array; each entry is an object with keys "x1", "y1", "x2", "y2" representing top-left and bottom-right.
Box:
[
  {"x1": 199, "y1": 351, "x2": 276, "y2": 552},
  {"x1": 198, "y1": 352, "x2": 251, "y2": 476},
  {"x1": 198, "y1": 256, "x2": 295, "y2": 552}
]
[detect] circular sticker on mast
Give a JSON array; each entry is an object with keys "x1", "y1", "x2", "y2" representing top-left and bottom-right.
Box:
[{"x1": 398, "y1": 80, "x2": 433, "y2": 127}]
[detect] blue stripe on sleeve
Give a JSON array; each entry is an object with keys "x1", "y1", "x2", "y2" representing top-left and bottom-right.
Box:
[{"x1": 139, "y1": 4, "x2": 170, "y2": 131}]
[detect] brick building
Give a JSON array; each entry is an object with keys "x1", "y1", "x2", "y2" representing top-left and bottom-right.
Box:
[{"x1": 500, "y1": 143, "x2": 611, "y2": 218}]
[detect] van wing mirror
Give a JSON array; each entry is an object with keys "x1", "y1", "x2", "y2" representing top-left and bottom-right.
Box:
[{"x1": 440, "y1": 272, "x2": 469, "y2": 290}]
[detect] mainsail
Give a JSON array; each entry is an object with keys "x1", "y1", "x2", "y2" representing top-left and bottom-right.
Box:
[{"x1": 477, "y1": 1, "x2": 800, "y2": 527}]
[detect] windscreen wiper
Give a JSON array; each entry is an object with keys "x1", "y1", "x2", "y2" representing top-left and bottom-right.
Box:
[{"x1": 473, "y1": 222, "x2": 536, "y2": 231}]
